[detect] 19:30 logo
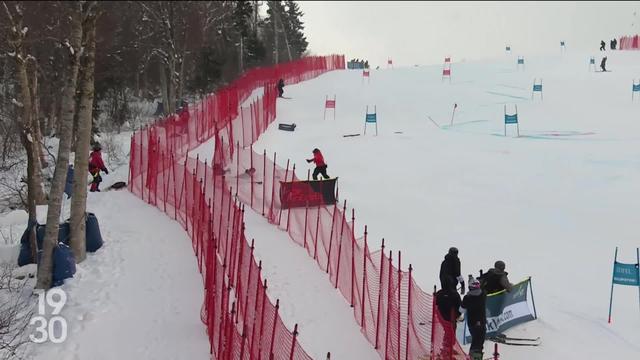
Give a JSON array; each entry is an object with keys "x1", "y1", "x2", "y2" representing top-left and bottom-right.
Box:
[{"x1": 29, "y1": 289, "x2": 68, "y2": 343}]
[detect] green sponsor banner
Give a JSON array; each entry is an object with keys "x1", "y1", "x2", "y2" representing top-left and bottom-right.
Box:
[{"x1": 463, "y1": 278, "x2": 537, "y2": 343}]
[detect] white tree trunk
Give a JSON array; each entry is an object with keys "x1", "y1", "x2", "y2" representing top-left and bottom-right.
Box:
[
  {"x1": 70, "y1": 2, "x2": 97, "y2": 264},
  {"x1": 159, "y1": 64, "x2": 169, "y2": 115},
  {"x1": 2, "y1": 2, "x2": 47, "y2": 220},
  {"x1": 36, "y1": 2, "x2": 83, "y2": 289}
]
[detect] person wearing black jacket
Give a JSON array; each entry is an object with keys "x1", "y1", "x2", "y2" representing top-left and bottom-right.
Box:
[
  {"x1": 479, "y1": 260, "x2": 514, "y2": 294},
  {"x1": 436, "y1": 279, "x2": 462, "y2": 326},
  {"x1": 600, "y1": 40, "x2": 606, "y2": 51},
  {"x1": 462, "y1": 279, "x2": 487, "y2": 360},
  {"x1": 277, "y1": 78, "x2": 285, "y2": 97},
  {"x1": 600, "y1": 56, "x2": 608, "y2": 72},
  {"x1": 439, "y1": 247, "x2": 465, "y2": 293}
]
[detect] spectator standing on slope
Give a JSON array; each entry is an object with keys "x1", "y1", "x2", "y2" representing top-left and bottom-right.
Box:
[
  {"x1": 600, "y1": 56, "x2": 608, "y2": 72},
  {"x1": 479, "y1": 260, "x2": 514, "y2": 294},
  {"x1": 462, "y1": 279, "x2": 487, "y2": 360},
  {"x1": 439, "y1": 247, "x2": 465, "y2": 294}
]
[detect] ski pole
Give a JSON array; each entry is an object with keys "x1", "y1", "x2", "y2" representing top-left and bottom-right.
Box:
[{"x1": 450, "y1": 103, "x2": 457, "y2": 126}]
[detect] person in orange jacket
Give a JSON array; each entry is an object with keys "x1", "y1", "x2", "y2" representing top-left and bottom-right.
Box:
[{"x1": 306, "y1": 148, "x2": 330, "y2": 180}]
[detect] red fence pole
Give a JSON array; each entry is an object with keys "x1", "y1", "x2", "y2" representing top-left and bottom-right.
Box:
[
  {"x1": 430, "y1": 287, "x2": 436, "y2": 358},
  {"x1": 191, "y1": 170, "x2": 197, "y2": 239},
  {"x1": 139, "y1": 130, "x2": 143, "y2": 200},
  {"x1": 397, "y1": 251, "x2": 402, "y2": 360},
  {"x1": 238, "y1": 231, "x2": 252, "y2": 316},
  {"x1": 239, "y1": 324, "x2": 247, "y2": 360},
  {"x1": 249, "y1": 275, "x2": 263, "y2": 359},
  {"x1": 203, "y1": 159, "x2": 208, "y2": 202},
  {"x1": 384, "y1": 251, "x2": 393, "y2": 359},
  {"x1": 217, "y1": 274, "x2": 227, "y2": 358},
  {"x1": 350, "y1": 209, "x2": 356, "y2": 307},
  {"x1": 226, "y1": 301, "x2": 236, "y2": 360},
  {"x1": 262, "y1": 149, "x2": 266, "y2": 216},
  {"x1": 289, "y1": 324, "x2": 299, "y2": 360},
  {"x1": 269, "y1": 299, "x2": 280, "y2": 358},
  {"x1": 236, "y1": 141, "x2": 240, "y2": 196},
  {"x1": 304, "y1": 170, "x2": 313, "y2": 249},
  {"x1": 361, "y1": 226, "x2": 368, "y2": 326},
  {"x1": 334, "y1": 200, "x2": 347, "y2": 288},
  {"x1": 313, "y1": 206, "x2": 321, "y2": 261},
  {"x1": 128, "y1": 134, "x2": 133, "y2": 192},
  {"x1": 250, "y1": 144, "x2": 254, "y2": 207},
  {"x1": 375, "y1": 239, "x2": 386, "y2": 349},
  {"x1": 405, "y1": 264, "x2": 412, "y2": 360},
  {"x1": 172, "y1": 154, "x2": 178, "y2": 220},
  {"x1": 278, "y1": 160, "x2": 290, "y2": 226},
  {"x1": 286, "y1": 164, "x2": 295, "y2": 233},
  {"x1": 325, "y1": 202, "x2": 338, "y2": 273},
  {"x1": 217, "y1": 180, "x2": 226, "y2": 247},
  {"x1": 269, "y1": 152, "x2": 277, "y2": 221},
  {"x1": 161, "y1": 150, "x2": 167, "y2": 213}
]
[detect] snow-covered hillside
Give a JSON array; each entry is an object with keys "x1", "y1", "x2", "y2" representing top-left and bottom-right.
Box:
[{"x1": 240, "y1": 50, "x2": 640, "y2": 359}]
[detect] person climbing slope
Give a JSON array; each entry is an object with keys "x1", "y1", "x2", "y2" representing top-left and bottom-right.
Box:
[{"x1": 89, "y1": 142, "x2": 109, "y2": 192}]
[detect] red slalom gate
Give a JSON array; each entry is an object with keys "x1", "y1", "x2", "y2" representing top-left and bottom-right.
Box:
[{"x1": 129, "y1": 55, "x2": 344, "y2": 360}]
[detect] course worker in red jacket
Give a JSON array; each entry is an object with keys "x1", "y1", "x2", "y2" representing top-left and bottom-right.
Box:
[
  {"x1": 89, "y1": 142, "x2": 109, "y2": 192},
  {"x1": 306, "y1": 148, "x2": 330, "y2": 180}
]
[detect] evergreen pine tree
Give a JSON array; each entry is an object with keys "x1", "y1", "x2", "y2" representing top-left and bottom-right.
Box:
[
  {"x1": 233, "y1": 1, "x2": 266, "y2": 69},
  {"x1": 284, "y1": 1, "x2": 308, "y2": 59},
  {"x1": 264, "y1": 1, "x2": 288, "y2": 64}
]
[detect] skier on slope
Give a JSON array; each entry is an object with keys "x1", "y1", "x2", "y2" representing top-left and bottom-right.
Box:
[
  {"x1": 600, "y1": 40, "x2": 606, "y2": 51},
  {"x1": 439, "y1": 247, "x2": 465, "y2": 294},
  {"x1": 277, "y1": 78, "x2": 285, "y2": 98},
  {"x1": 600, "y1": 56, "x2": 608, "y2": 72},
  {"x1": 479, "y1": 260, "x2": 514, "y2": 294},
  {"x1": 89, "y1": 142, "x2": 109, "y2": 192},
  {"x1": 462, "y1": 279, "x2": 487, "y2": 360},
  {"x1": 306, "y1": 148, "x2": 330, "y2": 180}
]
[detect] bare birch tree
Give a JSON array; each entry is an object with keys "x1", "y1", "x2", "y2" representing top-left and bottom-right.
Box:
[
  {"x1": 36, "y1": 1, "x2": 83, "y2": 289},
  {"x1": 69, "y1": 1, "x2": 97, "y2": 264}
]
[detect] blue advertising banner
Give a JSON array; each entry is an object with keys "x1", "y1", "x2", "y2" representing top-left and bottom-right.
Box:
[
  {"x1": 504, "y1": 114, "x2": 518, "y2": 124},
  {"x1": 608, "y1": 247, "x2": 640, "y2": 323},
  {"x1": 365, "y1": 113, "x2": 377, "y2": 123}
]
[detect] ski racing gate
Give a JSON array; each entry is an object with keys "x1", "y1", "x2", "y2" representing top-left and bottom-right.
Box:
[{"x1": 129, "y1": 55, "x2": 471, "y2": 359}]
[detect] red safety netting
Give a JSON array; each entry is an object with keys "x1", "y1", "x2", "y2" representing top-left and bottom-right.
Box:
[
  {"x1": 222, "y1": 77, "x2": 469, "y2": 360},
  {"x1": 129, "y1": 52, "x2": 468, "y2": 360},
  {"x1": 618, "y1": 35, "x2": 640, "y2": 50},
  {"x1": 129, "y1": 55, "x2": 344, "y2": 360}
]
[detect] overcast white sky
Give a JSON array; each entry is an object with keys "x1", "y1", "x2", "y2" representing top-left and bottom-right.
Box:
[{"x1": 296, "y1": 1, "x2": 640, "y2": 66}]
